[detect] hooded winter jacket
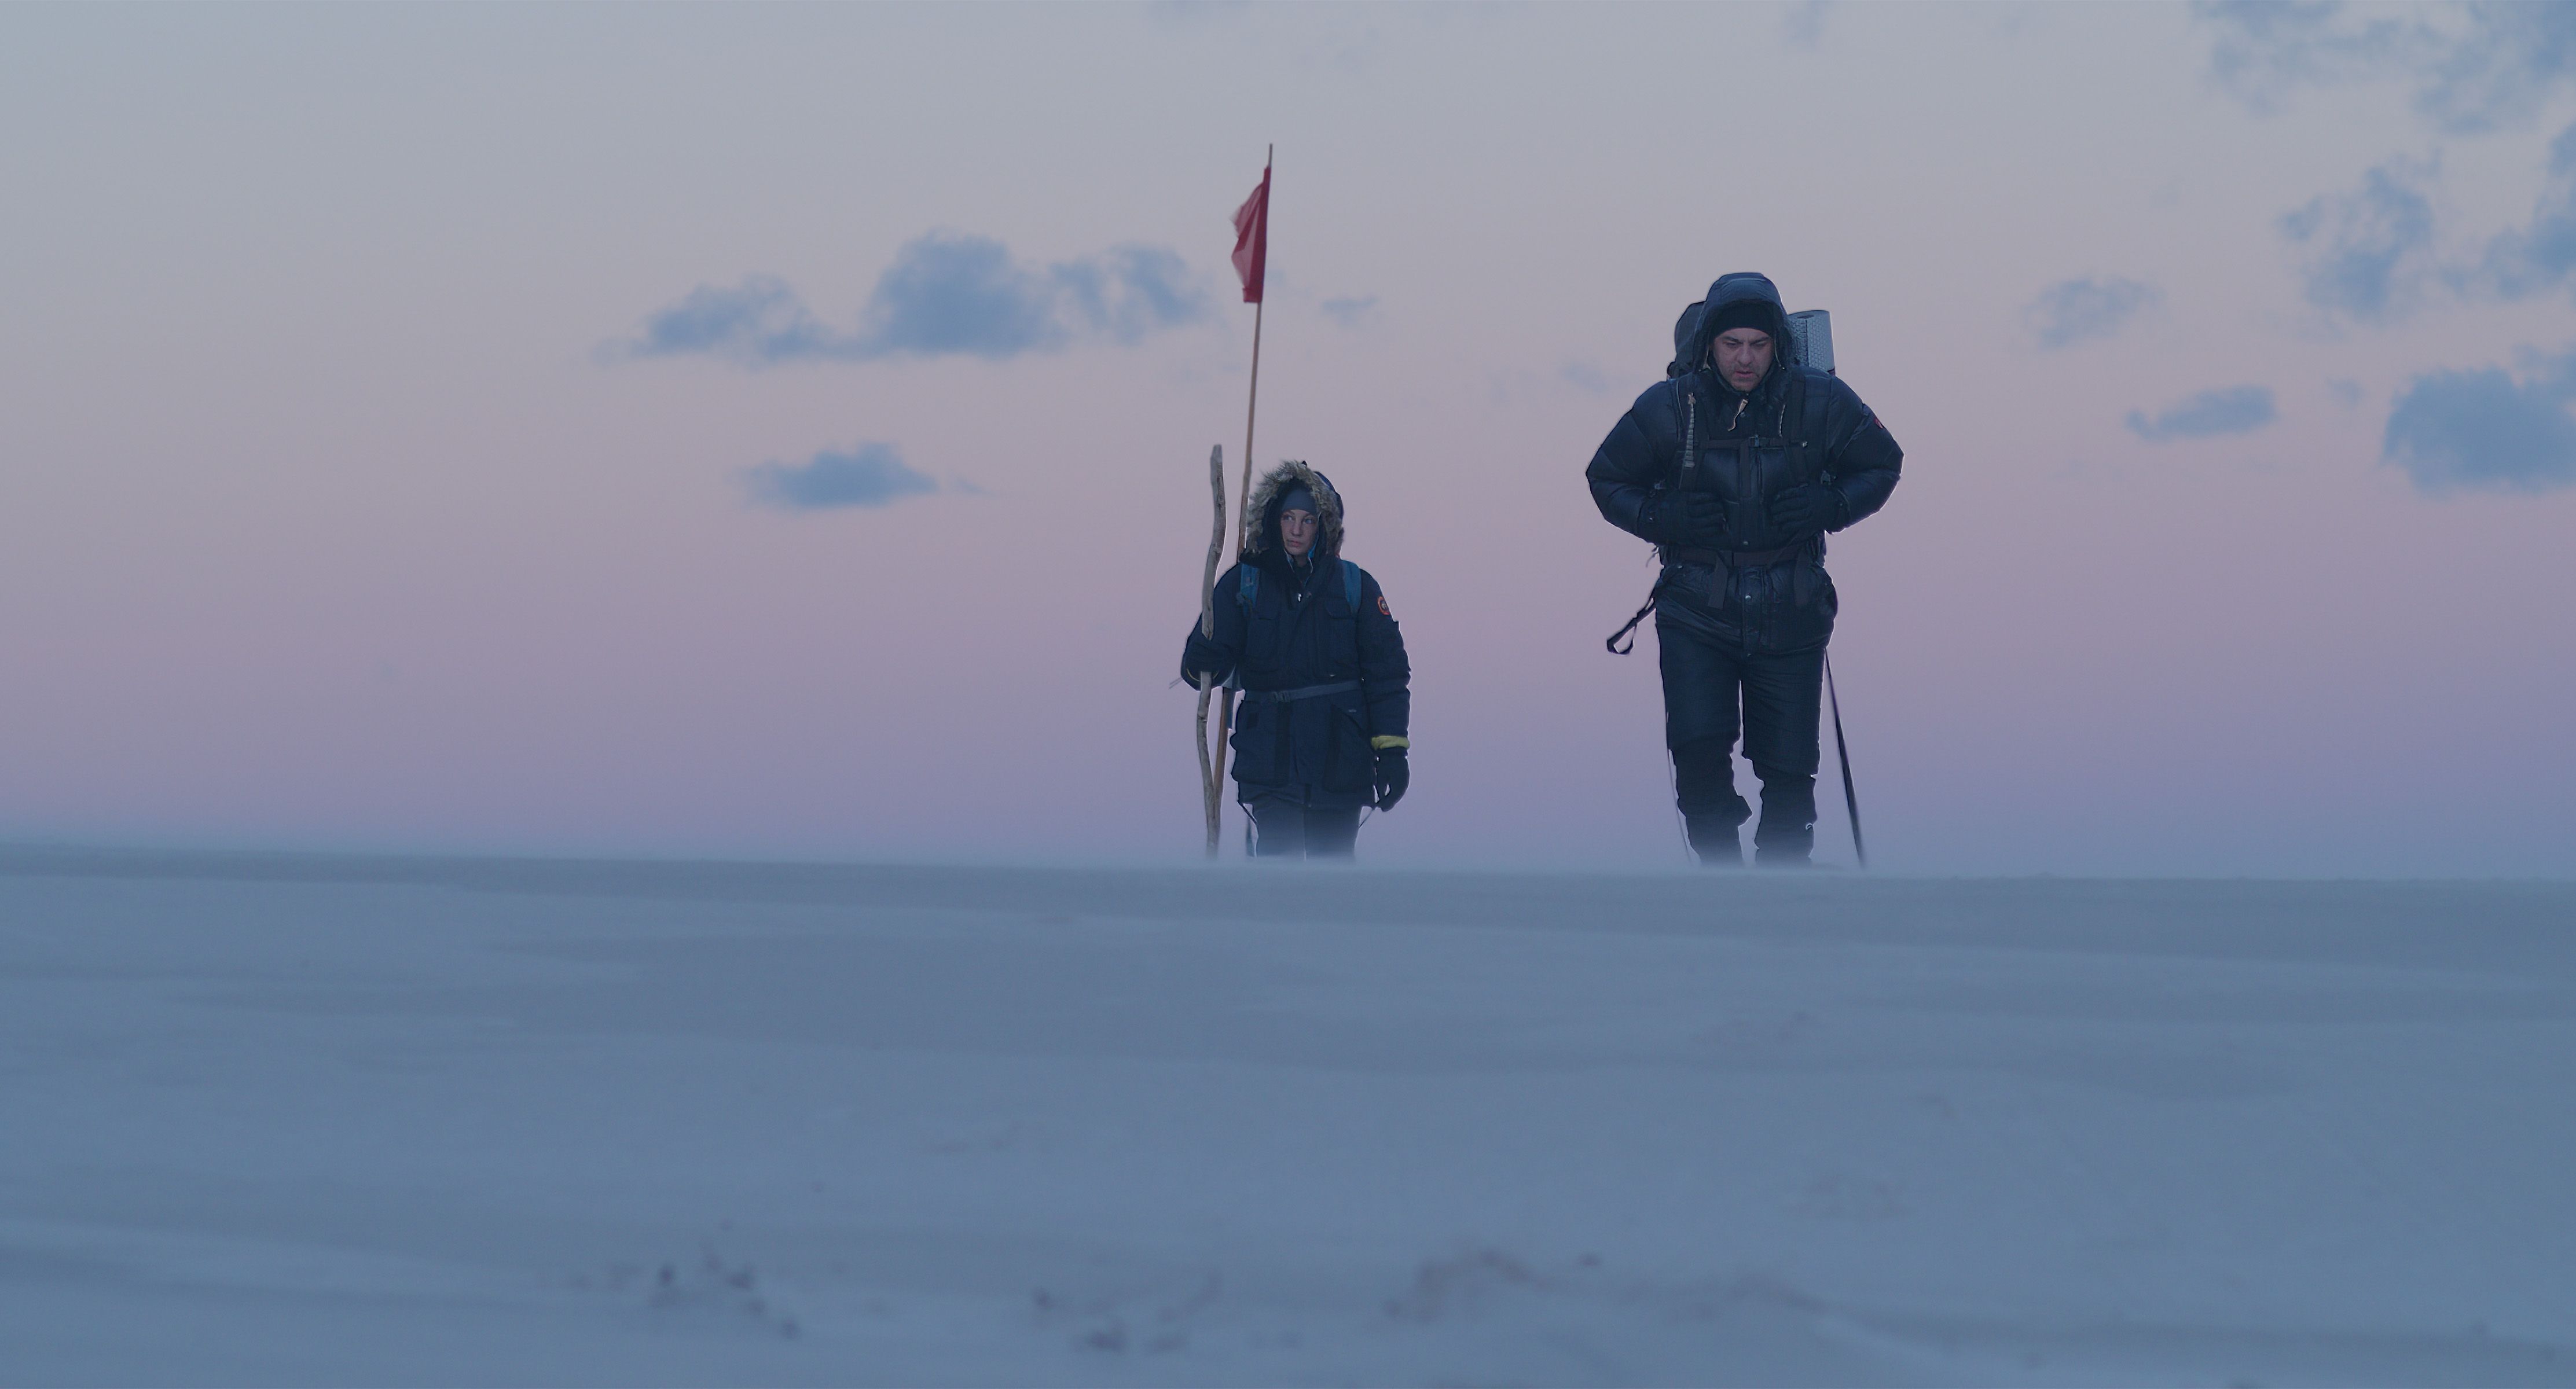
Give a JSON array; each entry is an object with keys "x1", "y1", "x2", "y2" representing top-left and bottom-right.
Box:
[
  {"x1": 1180, "y1": 461, "x2": 1411, "y2": 809},
  {"x1": 1587, "y1": 272, "x2": 1903, "y2": 653}
]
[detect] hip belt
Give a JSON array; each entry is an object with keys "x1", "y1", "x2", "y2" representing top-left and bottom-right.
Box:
[
  {"x1": 1245, "y1": 679, "x2": 1361, "y2": 703},
  {"x1": 1661, "y1": 544, "x2": 1808, "y2": 567}
]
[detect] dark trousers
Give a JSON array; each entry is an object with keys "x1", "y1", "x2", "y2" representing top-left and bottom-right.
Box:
[
  {"x1": 1241, "y1": 793, "x2": 1362, "y2": 859},
  {"x1": 1657, "y1": 621, "x2": 1823, "y2": 865}
]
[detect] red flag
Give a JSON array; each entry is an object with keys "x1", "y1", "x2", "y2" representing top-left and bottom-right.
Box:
[{"x1": 1231, "y1": 160, "x2": 1270, "y2": 304}]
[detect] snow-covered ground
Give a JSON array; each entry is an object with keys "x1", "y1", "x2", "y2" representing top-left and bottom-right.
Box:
[{"x1": 3, "y1": 847, "x2": 2571, "y2": 1387}]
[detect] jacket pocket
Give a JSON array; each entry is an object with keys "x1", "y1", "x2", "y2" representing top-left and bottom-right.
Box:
[
  {"x1": 1326, "y1": 607, "x2": 1360, "y2": 670},
  {"x1": 1320, "y1": 702, "x2": 1374, "y2": 793},
  {"x1": 1764, "y1": 567, "x2": 1837, "y2": 653},
  {"x1": 1701, "y1": 449, "x2": 1740, "y2": 503},
  {"x1": 1753, "y1": 444, "x2": 1794, "y2": 495},
  {"x1": 1228, "y1": 699, "x2": 1276, "y2": 785}
]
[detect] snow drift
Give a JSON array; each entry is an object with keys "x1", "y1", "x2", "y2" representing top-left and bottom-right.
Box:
[{"x1": 2, "y1": 847, "x2": 2570, "y2": 1386}]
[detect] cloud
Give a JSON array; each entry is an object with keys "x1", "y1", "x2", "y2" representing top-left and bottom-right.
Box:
[
  {"x1": 618, "y1": 275, "x2": 840, "y2": 365},
  {"x1": 1558, "y1": 360, "x2": 1612, "y2": 394},
  {"x1": 2412, "y1": 3, "x2": 2576, "y2": 134},
  {"x1": 2125, "y1": 385, "x2": 2278, "y2": 442},
  {"x1": 2263, "y1": 122, "x2": 2576, "y2": 321},
  {"x1": 856, "y1": 234, "x2": 1069, "y2": 357},
  {"x1": 1144, "y1": 0, "x2": 1250, "y2": 28},
  {"x1": 2201, "y1": 2, "x2": 2421, "y2": 113},
  {"x1": 1783, "y1": 1, "x2": 1831, "y2": 47},
  {"x1": 2461, "y1": 121, "x2": 2576, "y2": 302},
  {"x1": 2208, "y1": 7, "x2": 2576, "y2": 327},
  {"x1": 1051, "y1": 244, "x2": 1207, "y2": 346},
  {"x1": 2200, "y1": 1, "x2": 2576, "y2": 134},
  {"x1": 1318, "y1": 294, "x2": 1379, "y2": 329},
  {"x1": 2279, "y1": 157, "x2": 2437, "y2": 321},
  {"x1": 2383, "y1": 352, "x2": 2576, "y2": 494},
  {"x1": 739, "y1": 442, "x2": 940, "y2": 511},
  {"x1": 615, "y1": 233, "x2": 1209, "y2": 367},
  {"x1": 2025, "y1": 276, "x2": 2160, "y2": 350}
]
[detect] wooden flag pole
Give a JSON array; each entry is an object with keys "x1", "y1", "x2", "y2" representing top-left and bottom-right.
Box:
[
  {"x1": 1195, "y1": 445, "x2": 1227, "y2": 858},
  {"x1": 1210, "y1": 145, "x2": 1272, "y2": 846},
  {"x1": 1209, "y1": 292, "x2": 1261, "y2": 848},
  {"x1": 1236, "y1": 295, "x2": 1264, "y2": 537},
  {"x1": 1232, "y1": 145, "x2": 1271, "y2": 541}
]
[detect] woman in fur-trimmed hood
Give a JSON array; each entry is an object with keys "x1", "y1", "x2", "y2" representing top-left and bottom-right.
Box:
[
  {"x1": 1239, "y1": 457, "x2": 1345, "y2": 565},
  {"x1": 1180, "y1": 461, "x2": 1412, "y2": 859}
]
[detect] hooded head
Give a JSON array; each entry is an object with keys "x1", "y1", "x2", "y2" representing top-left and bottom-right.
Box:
[
  {"x1": 1241, "y1": 460, "x2": 1344, "y2": 568},
  {"x1": 1666, "y1": 272, "x2": 1792, "y2": 387}
]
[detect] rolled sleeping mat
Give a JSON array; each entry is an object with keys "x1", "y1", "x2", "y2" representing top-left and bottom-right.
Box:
[{"x1": 1786, "y1": 310, "x2": 1834, "y2": 376}]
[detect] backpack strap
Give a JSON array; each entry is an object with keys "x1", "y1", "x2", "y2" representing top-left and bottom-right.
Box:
[
  {"x1": 1605, "y1": 586, "x2": 1657, "y2": 655},
  {"x1": 1782, "y1": 369, "x2": 1831, "y2": 584},
  {"x1": 1675, "y1": 380, "x2": 1698, "y2": 488},
  {"x1": 1769, "y1": 364, "x2": 1811, "y2": 443},
  {"x1": 1240, "y1": 559, "x2": 1360, "y2": 612}
]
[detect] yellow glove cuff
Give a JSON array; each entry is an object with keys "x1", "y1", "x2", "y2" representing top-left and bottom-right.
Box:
[{"x1": 1370, "y1": 736, "x2": 1410, "y2": 751}]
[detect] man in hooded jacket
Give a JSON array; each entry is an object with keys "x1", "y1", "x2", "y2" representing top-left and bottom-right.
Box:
[
  {"x1": 1586, "y1": 273, "x2": 1902, "y2": 865},
  {"x1": 1181, "y1": 461, "x2": 1411, "y2": 859}
]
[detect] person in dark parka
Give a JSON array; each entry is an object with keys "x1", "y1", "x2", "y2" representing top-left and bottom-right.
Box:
[
  {"x1": 1181, "y1": 461, "x2": 1412, "y2": 859},
  {"x1": 1586, "y1": 272, "x2": 1902, "y2": 865}
]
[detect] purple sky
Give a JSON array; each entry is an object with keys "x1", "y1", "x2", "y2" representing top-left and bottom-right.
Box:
[{"x1": 3, "y1": 3, "x2": 2571, "y2": 874}]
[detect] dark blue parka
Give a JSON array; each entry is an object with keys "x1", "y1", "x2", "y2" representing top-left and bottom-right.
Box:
[
  {"x1": 1180, "y1": 461, "x2": 1411, "y2": 809},
  {"x1": 1586, "y1": 273, "x2": 1903, "y2": 653}
]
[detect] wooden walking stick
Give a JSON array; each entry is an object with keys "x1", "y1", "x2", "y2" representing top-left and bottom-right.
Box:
[{"x1": 1195, "y1": 445, "x2": 1227, "y2": 857}]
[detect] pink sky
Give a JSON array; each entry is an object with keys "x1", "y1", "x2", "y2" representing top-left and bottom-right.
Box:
[{"x1": 2, "y1": 3, "x2": 2570, "y2": 874}]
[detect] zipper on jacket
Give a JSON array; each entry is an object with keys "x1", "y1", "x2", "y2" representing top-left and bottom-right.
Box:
[
  {"x1": 1739, "y1": 440, "x2": 1757, "y2": 656},
  {"x1": 1738, "y1": 439, "x2": 1755, "y2": 543}
]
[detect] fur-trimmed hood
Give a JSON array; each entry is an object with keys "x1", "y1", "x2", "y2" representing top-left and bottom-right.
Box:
[{"x1": 1241, "y1": 460, "x2": 1344, "y2": 567}]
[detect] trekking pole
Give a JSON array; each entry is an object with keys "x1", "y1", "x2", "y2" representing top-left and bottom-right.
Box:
[
  {"x1": 1825, "y1": 651, "x2": 1866, "y2": 869},
  {"x1": 1195, "y1": 445, "x2": 1227, "y2": 858}
]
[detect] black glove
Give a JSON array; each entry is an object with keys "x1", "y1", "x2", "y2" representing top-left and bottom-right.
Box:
[
  {"x1": 1766, "y1": 483, "x2": 1843, "y2": 537},
  {"x1": 1677, "y1": 491, "x2": 1728, "y2": 546},
  {"x1": 1643, "y1": 490, "x2": 1727, "y2": 547},
  {"x1": 1180, "y1": 631, "x2": 1232, "y2": 687},
  {"x1": 1372, "y1": 747, "x2": 1409, "y2": 811},
  {"x1": 1636, "y1": 493, "x2": 1680, "y2": 545}
]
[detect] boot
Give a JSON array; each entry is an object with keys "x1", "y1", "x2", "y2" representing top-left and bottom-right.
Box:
[
  {"x1": 1684, "y1": 814, "x2": 1744, "y2": 868},
  {"x1": 1672, "y1": 738, "x2": 1750, "y2": 868},
  {"x1": 1752, "y1": 774, "x2": 1818, "y2": 867}
]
